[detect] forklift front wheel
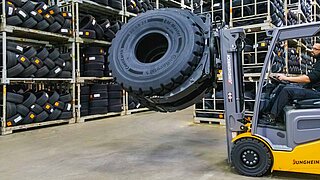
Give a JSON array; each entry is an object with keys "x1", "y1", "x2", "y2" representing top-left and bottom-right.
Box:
[{"x1": 231, "y1": 138, "x2": 273, "y2": 177}]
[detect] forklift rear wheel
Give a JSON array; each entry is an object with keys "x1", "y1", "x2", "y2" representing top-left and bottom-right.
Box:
[{"x1": 231, "y1": 138, "x2": 272, "y2": 177}]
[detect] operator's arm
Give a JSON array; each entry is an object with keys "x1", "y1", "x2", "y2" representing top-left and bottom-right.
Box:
[
  {"x1": 277, "y1": 74, "x2": 311, "y2": 83},
  {"x1": 277, "y1": 61, "x2": 320, "y2": 83}
]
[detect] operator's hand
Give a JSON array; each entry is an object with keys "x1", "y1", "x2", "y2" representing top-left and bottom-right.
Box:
[{"x1": 276, "y1": 74, "x2": 287, "y2": 81}]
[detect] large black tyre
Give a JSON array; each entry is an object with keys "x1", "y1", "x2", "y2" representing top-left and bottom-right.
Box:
[
  {"x1": 6, "y1": 102, "x2": 17, "y2": 118},
  {"x1": 108, "y1": 8, "x2": 205, "y2": 96},
  {"x1": 231, "y1": 138, "x2": 273, "y2": 177}
]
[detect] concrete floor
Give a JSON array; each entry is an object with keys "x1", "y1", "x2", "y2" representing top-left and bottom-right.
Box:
[{"x1": 0, "y1": 108, "x2": 319, "y2": 180}]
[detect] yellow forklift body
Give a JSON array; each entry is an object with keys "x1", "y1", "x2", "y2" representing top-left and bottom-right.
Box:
[{"x1": 233, "y1": 133, "x2": 320, "y2": 174}]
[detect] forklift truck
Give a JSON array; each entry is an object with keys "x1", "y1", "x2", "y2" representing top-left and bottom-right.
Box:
[{"x1": 108, "y1": 8, "x2": 320, "y2": 176}]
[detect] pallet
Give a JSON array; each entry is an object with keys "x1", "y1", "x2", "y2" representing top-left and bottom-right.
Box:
[
  {"x1": 126, "y1": 108, "x2": 150, "y2": 115},
  {"x1": 1, "y1": 118, "x2": 75, "y2": 135},
  {"x1": 193, "y1": 117, "x2": 226, "y2": 126},
  {"x1": 78, "y1": 111, "x2": 125, "y2": 123}
]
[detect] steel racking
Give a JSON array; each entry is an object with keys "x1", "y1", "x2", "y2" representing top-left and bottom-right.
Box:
[{"x1": 0, "y1": 0, "x2": 77, "y2": 134}]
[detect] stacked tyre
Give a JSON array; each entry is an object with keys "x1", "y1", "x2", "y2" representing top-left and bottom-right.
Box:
[
  {"x1": 126, "y1": 0, "x2": 164, "y2": 14},
  {"x1": 108, "y1": 84, "x2": 123, "y2": 112},
  {"x1": 79, "y1": 14, "x2": 123, "y2": 41},
  {"x1": 6, "y1": 0, "x2": 72, "y2": 35},
  {"x1": 128, "y1": 95, "x2": 142, "y2": 110},
  {"x1": 81, "y1": 46, "x2": 109, "y2": 77},
  {"x1": 89, "y1": 84, "x2": 109, "y2": 115},
  {"x1": 80, "y1": 86, "x2": 90, "y2": 116},
  {"x1": 6, "y1": 90, "x2": 73, "y2": 127},
  {"x1": 5, "y1": 42, "x2": 72, "y2": 78}
]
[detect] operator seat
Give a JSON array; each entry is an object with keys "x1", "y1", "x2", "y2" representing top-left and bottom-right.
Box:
[{"x1": 294, "y1": 99, "x2": 320, "y2": 109}]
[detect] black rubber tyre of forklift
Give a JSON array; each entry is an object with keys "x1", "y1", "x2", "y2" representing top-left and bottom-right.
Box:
[
  {"x1": 16, "y1": 104, "x2": 29, "y2": 117},
  {"x1": 7, "y1": 15, "x2": 23, "y2": 26},
  {"x1": 21, "y1": 1, "x2": 35, "y2": 13},
  {"x1": 59, "y1": 111, "x2": 73, "y2": 119},
  {"x1": 6, "y1": 102, "x2": 17, "y2": 118},
  {"x1": 108, "y1": 8, "x2": 205, "y2": 96},
  {"x1": 8, "y1": 63, "x2": 24, "y2": 77},
  {"x1": 231, "y1": 138, "x2": 272, "y2": 177},
  {"x1": 20, "y1": 64, "x2": 37, "y2": 77},
  {"x1": 43, "y1": 57, "x2": 55, "y2": 69},
  {"x1": 35, "y1": 91, "x2": 49, "y2": 106},
  {"x1": 34, "y1": 111, "x2": 48, "y2": 122},
  {"x1": 21, "y1": 16, "x2": 37, "y2": 28},
  {"x1": 22, "y1": 92, "x2": 37, "y2": 107}
]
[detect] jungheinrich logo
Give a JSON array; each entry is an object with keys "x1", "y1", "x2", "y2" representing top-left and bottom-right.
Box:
[
  {"x1": 227, "y1": 54, "x2": 232, "y2": 84},
  {"x1": 293, "y1": 159, "x2": 320, "y2": 165}
]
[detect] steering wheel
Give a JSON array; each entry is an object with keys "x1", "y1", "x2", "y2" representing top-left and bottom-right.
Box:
[{"x1": 269, "y1": 76, "x2": 289, "y2": 84}]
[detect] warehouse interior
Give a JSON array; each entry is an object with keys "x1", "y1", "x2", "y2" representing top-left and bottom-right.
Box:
[{"x1": 1, "y1": 0, "x2": 320, "y2": 178}]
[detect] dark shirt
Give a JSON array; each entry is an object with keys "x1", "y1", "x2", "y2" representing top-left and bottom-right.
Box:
[{"x1": 306, "y1": 57, "x2": 320, "y2": 90}]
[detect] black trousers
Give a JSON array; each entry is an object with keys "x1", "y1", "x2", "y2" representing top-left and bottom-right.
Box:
[{"x1": 270, "y1": 85, "x2": 320, "y2": 118}]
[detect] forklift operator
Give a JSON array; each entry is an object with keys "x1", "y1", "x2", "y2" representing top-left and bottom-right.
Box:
[{"x1": 266, "y1": 43, "x2": 320, "y2": 124}]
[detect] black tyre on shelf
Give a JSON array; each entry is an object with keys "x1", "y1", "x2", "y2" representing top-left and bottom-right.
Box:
[
  {"x1": 84, "y1": 63, "x2": 104, "y2": 71},
  {"x1": 35, "y1": 91, "x2": 49, "y2": 106},
  {"x1": 91, "y1": 84, "x2": 108, "y2": 93},
  {"x1": 108, "y1": 84, "x2": 122, "y2": 91},
  {"x1": 59, "y1": 111, "x2": 72, "y2": 119},
  {"x1": 49, "y1": 91, "x2": 60, "y2": 104},
  {"x1": 80, "y1": 86, "x2": 90, "y2": 95},
  {"x1": 108, "y1": 91, "x2": 122, "y2": 99},
  {"x1": 21, "y1": 17, "x2": 37, "y2": 28},
  {"x1": 89, "y1": 106, "x2": 108, "y2": 115},
  {"x1": 80, "y1": 94, "x2": 89, "y2": 102},
  {"x1": 54, "y1": 14, "x2": 65, "y2": 25},
  {"x1": 16, "y1": 8, "x2": 29, "y2": 21},
  {"x1": 30, "y1": 104, "x2": 43, "y2": 114},
  {"x1": 5, "y1": 2, "x2": 16, "y2": 17},
  {"x1": 59, "y1": 93, "x2": 72, "y2": 103},
  {"x1": 34, "y1": 66, "x2": 49, "y2": 77},
  {"x1": 60, "y1": 52, "x2": 71, "y2": 61},
  {"x1": 109, "y1": 0, "x2": 122, "y2": 9},
  {"x1": 83, "y1": 70, "x2": 104, "y2": 77},
  {"x1": 8, "y1": 63, "x2": 25, "y2": 77},
  {"x1": 63, "y1": 103, "x2": 72, "y2": 112},
  {"x1": 43, "y1": 102, "x2": 54, "y2": 113},
  {"x1": 84, "y1": 47, "x2": 105, "y2": 55},
  {"x1": 6, "y1": 41, "x2": 24, "y2": 54},
  {"x1": 23, "y1": 46, "x2": 37, "y2": 59},
  {"x1": 16, "y1": 104, "x2": 29, "y2": 117},
  {"x1": 21, "y1": 1, "x2": 35, "y2": 13},
  {"x1": 7, "y1": 51, "x2": 18, "y2": 68},
  {"x1": 22, "y1": 112, "x2": 36, "y2": 124},
  {"x1": 109, "y1": 8, "x2": 205, "y2": 96},
  {"x1": 34, "y1": 111, "x2": 49, "y2": 122},
  {"x1": 36, "y1": 19, "x2": 50, "y2": 30},
  {"x1": 54, "y1": 58, "x2": 66, "y2": 67},
  {"x1": 17, "y1": 55, "x2": 31, "y2": 68},
  {"x1": 22, "y1": 92, "x2": 37, "y2": 107},
  {"x1": 108, "y1": 99, "x2": 121, "y2": 106},
  {"x1": 48, "y1": 21, "x2": 62, "y2": 32},
  {"x1": 7, "y1": 92, "x2": 24, "y2": 103},
  {"x1": 6, "y1": 114, "x2": 23, "y2": 127},
  {"x1": 48, "y1": 48, "x2": 60, "y2": 60},
  {"x1": 6, "y1": 102, "x2": 17, "y2": 118},
  {"x1": 47, "y1": 66, "x2": 62, "y2": 77},
  {"x1": 90, "y1": 99, "x2": 108, "y2": 107},
  {"x1": 31, "y1": 57, "x2": 44, "y2": 68},
  {"x1": 81, "y1": 109, "x2": 89, "y2": 116},
  {"x1": 90, "y1": 92, "x2": 108, "y2": 100},
  {"x1": 43, "y1": 57, "x2": 55, "y2": 69},
  {"x1": 30, "y1": 10, "x2": 43, "y2": 22},
  {"x1": 58, "y1": 71, "x2": 72, "y2": 78},
  {"x1": 63, "y1": 61, "x2": 72, "y2": 71},
  {"x1": 231, "y1": 138, "x2": 273, "y2": 177},
  {"x1": 7, "y1": 15, "x2": 23, "y2": 26},
  {"x1": 53, "y1": 101, "x2": 65, "y2": 110},
  {"x1": 48, "y1": 109, "x2": 62, "y2": 120},
  {"x1": 108, "y1": 105, "x2": 122, "y2": 112}
]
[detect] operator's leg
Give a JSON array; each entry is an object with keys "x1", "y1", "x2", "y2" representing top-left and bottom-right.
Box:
[{"x1": 270, "y1": 86, "x2": 320, "y2": 118}]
